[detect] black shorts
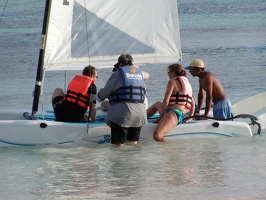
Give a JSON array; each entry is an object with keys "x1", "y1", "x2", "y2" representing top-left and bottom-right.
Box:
[
  {"x1": 110, "y1": 121, "x2": 142, "y2": 145},
  {"x1": 52, "y1": 96, "x2": 64, "y2": 108},
  {"x1": 52, "y1": 96, "x2": 85, "y2": 122},
  {"x1": 52, "y1": 96, "x2": 64, "y2": 119}
]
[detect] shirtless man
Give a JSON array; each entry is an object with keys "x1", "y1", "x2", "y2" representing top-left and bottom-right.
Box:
[{"x1": 185, "y1": 59, "x2": 231, "y2": 119}]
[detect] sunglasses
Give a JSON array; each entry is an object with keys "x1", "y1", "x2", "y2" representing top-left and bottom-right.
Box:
[{"x1": 189, "y1": 68, "x2": 197, "y2": 71}]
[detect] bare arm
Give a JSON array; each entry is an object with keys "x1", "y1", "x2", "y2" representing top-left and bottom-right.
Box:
[
  {"x1": 189, "y1": 97, "x2": 195, "y2": 117},
  {"x1": 197, "y1": 80, "x2": 204, "y2": 111},
  {"x1": 142, "y1": 71, "x2": 150, "y2": 80},
  {"x1": 89, "y1": 94, "x2": 97, "y2": 122},
  {"x1": 160, "y1": 80, "x2": 174, "y2": 115},
  {"x1": 184, "y1": 97, "x2": 195, "y2": 122},
  {"x1": 203, "y1": 76, "x2": 213, "y2": 117}
]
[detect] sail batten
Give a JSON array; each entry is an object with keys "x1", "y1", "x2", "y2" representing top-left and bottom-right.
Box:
[{"x1": 44, "y1": 0, "x2": 182, "y2": 71}]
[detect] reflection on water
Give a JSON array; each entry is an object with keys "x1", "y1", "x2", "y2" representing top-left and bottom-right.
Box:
[
  {"x1": 1, "y1": 135, "x2": 266, "y2": 199},
  {"x1": 150, "y1": 140, "x2": 227, "y2": 188}
]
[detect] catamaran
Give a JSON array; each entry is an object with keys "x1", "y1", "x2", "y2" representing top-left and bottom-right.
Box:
[{"x1": 0, "y1": 0, "x2": 265, "y2": 146}]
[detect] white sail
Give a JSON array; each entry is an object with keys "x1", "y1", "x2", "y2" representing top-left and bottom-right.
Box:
[{"x1": 44, "y1": 0, "x2": 182, "y2": 71}]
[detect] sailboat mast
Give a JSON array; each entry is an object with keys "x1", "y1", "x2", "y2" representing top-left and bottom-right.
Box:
[{"x1": 31, "y1": 0, "x2": 51, "y2": 116}]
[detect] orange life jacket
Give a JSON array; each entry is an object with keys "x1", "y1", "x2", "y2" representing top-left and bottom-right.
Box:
[
  {"x1": 169, "y1": 76, "x2": 193, "y2": 109},
  {"x1": 64, "y1": 74, "x2": 94, "y2": 109}
]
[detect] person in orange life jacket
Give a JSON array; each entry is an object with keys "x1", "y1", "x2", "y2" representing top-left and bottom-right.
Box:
[
  {"x1": 185, "y1": 59, "x2": 231, "y2": 119},
  {"x1": 147, "y1": 63, "x2": 195, "y2": 142},
  {"x1": 51, "y1": 65, "x2": 98, "y2": 122},
  {"x1": 100, "y1": 61, "x2": 150, "y2": 111},
  {"x1": 97, "y1": 54, "x2": 147, "y2": 146}
]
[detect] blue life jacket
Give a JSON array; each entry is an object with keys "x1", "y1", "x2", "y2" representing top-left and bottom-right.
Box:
[{"x1": 109, "y1": 66, "x2": 146, "y2": 105}]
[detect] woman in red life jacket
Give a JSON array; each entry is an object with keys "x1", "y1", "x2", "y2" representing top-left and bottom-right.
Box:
[
  {"x1": 51, "y1": 65, "x2": 98, "y2": 122},
  {"x1": 147, "y1": 63, "x2": 195, "y2": 142}
]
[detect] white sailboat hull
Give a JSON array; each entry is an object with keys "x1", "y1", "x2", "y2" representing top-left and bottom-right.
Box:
[
  {"x1": 0, "y1": 110, "x2": 254, "y2": 147},
  {"x1": 0, "y1": 120, "x2": 89, "y2": 146}
]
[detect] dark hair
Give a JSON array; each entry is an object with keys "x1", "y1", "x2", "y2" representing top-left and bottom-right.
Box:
[
  {"x1": 118, "y1": 54, "x2": 133, "y2": 66},
  {"x1": 83, "y1": 65, "x2": 97, "y2": 77},
  {"x1": 168, "y1": 64, "x2": 186, "y2": 77},
  {"x1": 112, "y1": 67, "x2": 117, "y2": 72}
]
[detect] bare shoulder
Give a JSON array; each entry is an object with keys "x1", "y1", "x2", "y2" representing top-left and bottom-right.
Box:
[
  {"x1": 203, "y1": 71, "x2": 216, "y2": 80},
  {"x1": 205, "y1": 71, "x2": 214, "y2": 76},
  {"x1": 168, "y1": 78, "x2": 175, "y2": 85},
  {"x1": 167, "y1": 79, "x2": 178, "y2": 88},
  {"x1": 171, "y1": 78, "x2": 182, "y2": 90}
]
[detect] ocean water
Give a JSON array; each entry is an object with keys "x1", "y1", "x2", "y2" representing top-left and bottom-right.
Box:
[{"x1": 0, "y1": 0, "x2": 266, "y2": 199}]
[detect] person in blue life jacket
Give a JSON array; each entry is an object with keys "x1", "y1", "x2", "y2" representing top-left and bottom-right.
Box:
[
  {"x1": 97, "y1": 54, "x2": 147, "y2": 146},
  {"x1": 185, "y1": 59, "x2": 231, "y2": 119},
  {"x1": 51, "y1": 65, "x2": 98, "y2": 122},
  {"x1": 147, "y1": 64, "x2": 195, "y2": 142},
  {"x1": 100, "y1": 62, "x2": 150, "y2": 111}
]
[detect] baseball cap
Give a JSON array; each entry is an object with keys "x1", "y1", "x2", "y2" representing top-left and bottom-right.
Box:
[{"x1": 185, "y1": 59, "x2": 205, "y2": 70}]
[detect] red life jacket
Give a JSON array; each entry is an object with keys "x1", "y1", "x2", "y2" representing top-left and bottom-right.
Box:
[
  {"x1": 64, "y1": 74, "x2": 94, "y2": 109},
  {"x1": 169, "y1": 76, "x2": 193, "y2": 109}
]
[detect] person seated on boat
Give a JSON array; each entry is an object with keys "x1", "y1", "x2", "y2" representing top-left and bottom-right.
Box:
[
  {"x1": 51, "y1": 65, "x2": 98, "y2": 122},
  {"x1": 147, "y1": 97, "x2": 198, "y2": 122},
  {"x1": 100, "y1": 62, "x2": 150, "y2": 111},
  {"x1": 185, "y1": 59, "x2": 231, "y2": 119},
  {"x1": 97, "y1": 53, "x2": 147, "y2": 146},
  {"x1": 147, "y1": 63, "x2": 195, "y2": 142}
]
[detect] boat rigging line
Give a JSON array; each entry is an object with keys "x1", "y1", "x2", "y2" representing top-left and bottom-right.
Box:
[
  {"x1": 83, "y1": 0, "x2": 91, "y2": 64},
  {"x1": 0, "y1": 0, "x2": 9, "y2": 23}
]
